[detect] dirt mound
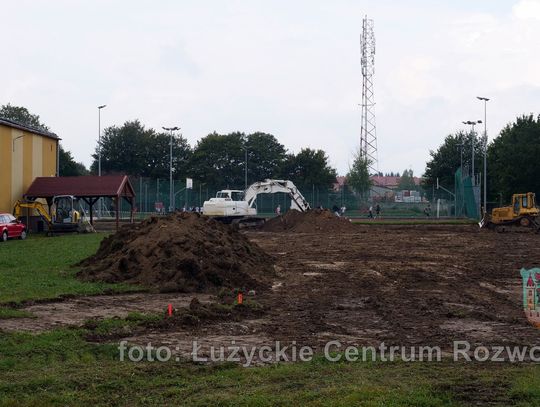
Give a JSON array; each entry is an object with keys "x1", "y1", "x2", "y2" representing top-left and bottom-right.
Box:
[
  {"x1": 77, "y1": 212, "x2": 274, "y2": 293},
  {"x1": 262, "y1": 209, "x2": 357, "y2": 233}
]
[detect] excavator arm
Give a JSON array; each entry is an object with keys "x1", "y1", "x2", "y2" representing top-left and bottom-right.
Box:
[
  {"x1": 13, "y1": 196, "x2": 89, "y2": 235},
  {"x1": 13, "y1": 201, "x2": 53, "y2": 227},
  {"x1": 244, "y1": 179, "x2": 311, "y2": 212}
]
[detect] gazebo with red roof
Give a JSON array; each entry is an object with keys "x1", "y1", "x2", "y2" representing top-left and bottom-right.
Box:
[{"x1": 25, "y1": 175, "x2": 136, "y2": 229}]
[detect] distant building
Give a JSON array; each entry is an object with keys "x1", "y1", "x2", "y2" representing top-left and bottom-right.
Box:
[
  {"x1": 370, "y1": 175, "x2": 423, "y2": 202},
  {"x1": 333, "y1": 174, "x2": 424, "y2": 202},
  {"x1": 0, "y1": 118, "x2": 59, "y2": 213},
  {"x1": 333, "y1": 176, "x2": 347, "y2": 192},
  {"x1": 370, "y1": 175, "x2": 422, "y2": 190},
  {"x1": 394, "y1": 190, "x2": 423, "y2": 203}
]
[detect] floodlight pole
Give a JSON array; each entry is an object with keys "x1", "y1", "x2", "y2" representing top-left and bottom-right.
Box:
[
  {"x1": 462, "y1": 120, "x2": 482, "y2": 182},
  {"x1": 463, "y1": 119, "x2": 483, "y2": 220},
  {"x1": 163, "y1": 126, "x2": 180, "y2": 212},
  {"x1": 477, "y1": 96, "x2": 490, "y2": 215}
]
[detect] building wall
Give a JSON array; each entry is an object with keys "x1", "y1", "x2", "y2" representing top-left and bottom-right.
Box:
[
  {"x1": 0, "y1": 126, "x2": 12, "y2": 214},
  {"x1": 0, "y1": 124, "x2": 57, "y2": 213}
]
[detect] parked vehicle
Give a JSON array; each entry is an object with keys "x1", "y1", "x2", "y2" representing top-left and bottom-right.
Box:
[{"x1": 0, "y1": 213, "x2": 27, "y2": 242}]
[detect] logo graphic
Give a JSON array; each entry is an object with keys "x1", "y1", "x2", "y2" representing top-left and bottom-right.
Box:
[{"x1": 521, "y1": 268, "x2": 540, "y2": 328}]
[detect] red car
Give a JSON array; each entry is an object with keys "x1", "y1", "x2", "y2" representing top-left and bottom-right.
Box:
[{"x1": 0, "y1": 213, "x2": 27, "y2": 242}]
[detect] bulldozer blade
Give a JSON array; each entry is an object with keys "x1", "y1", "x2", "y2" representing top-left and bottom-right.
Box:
[{"x1": 479, "y1": 213, "x2": 489, "y2": 228}]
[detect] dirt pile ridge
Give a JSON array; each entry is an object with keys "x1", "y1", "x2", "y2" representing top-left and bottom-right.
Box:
[
  {"x1": 78, "y1": 212, "x2": 274, "y2": 293},
  {"x1": 262, "y1": 209, "x2": 357, "y2": 233}
]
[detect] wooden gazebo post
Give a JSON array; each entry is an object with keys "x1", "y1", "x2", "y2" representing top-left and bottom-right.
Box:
[{"x1": 115, "y1": 195, "x2": 120, "y2": 230}]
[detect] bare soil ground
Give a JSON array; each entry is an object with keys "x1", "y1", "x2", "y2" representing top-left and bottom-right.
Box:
[
  {"x1": 78, "y1": 212, "x2": 274, "y2": 293},
  {"x1": 0, "y1": 293, "x2": 212, "y2": 332},
  {"x1": 3, "y1": 224, "x2": 539, "y2": 360}
]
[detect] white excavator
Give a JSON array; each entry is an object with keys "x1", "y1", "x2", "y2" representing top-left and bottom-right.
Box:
[{"x1": 202, "y1": 179, "x2": 310, "y2": 227}]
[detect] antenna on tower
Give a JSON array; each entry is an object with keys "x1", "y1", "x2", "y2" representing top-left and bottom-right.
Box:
[{"x1": 360, "y1": 15, "x2": 378, "y2": 174}]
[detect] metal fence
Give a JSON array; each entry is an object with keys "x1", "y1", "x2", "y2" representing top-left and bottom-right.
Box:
[{"x1": 91, "y1": 177, "x2": 454, "y2": 219}]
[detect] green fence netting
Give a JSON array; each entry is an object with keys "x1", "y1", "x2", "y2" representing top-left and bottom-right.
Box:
[{"x1": 455, "y1": 167, "x2": 479, "y2": 219}]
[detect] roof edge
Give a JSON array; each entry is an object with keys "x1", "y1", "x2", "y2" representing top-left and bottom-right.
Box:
[{"x1": 0, "y1": 117, "x2": 60, "y2": 140}]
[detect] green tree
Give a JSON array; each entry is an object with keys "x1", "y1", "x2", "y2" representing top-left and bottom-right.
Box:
[
  {"x1": 346, "y1": 151, "x2": 372, "y2": 199},
  {"x1": 146, "y1": 130, "x2": 192, "y2": 179},
  {"x1": 0, "y1": 103, "x2": 49, "y2": 131},
  {"x1": 91, "y1": 120, "x2": 191, "y2": 178},
  {"x1": 398, "y1": 169, "x2": 417, "y2": 191},
  {"x1": 279, "y1": 148, "x2": 337, "y2": 191},
  {"x1": 189, "y1": 131, "x2": 287, "y2": 189},
  {"x1": 59, "y1": 146, "x2": 88, "y2": 176},
  {"x1": 423, "y1": 131, "x2": 483, "y2": 194},
  {"x1": 488, "y1": 114, "x2": 540, "y2": 202},
  {"x1": 245, "y1": 132, "x2": 286, "y2": 184},
  {"x1": 189, "y1": 132, "x2": 245, "y2": 189}
]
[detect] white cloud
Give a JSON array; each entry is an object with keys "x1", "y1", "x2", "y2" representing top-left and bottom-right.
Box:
[
  {"x1": 1, "y1": 0, "x2": 539, "y2": 178},
  {"x1": 513, "y1": 0, "x2": 540, "y2": 20}
]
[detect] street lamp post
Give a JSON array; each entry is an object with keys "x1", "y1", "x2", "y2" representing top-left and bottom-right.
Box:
[
  {"x1": 477, "y1": 96, "x2": 490, "y2": 215},
  {"x1": 162, "y1": 126, "x2": 180, "y2": 212},
  {"x1": 462, "y1": 120, "x2": 482, "y2": 182},
  {"x1": 98, "y1": 105, "x2": 106, "y2": 217},
  {"x1": 463, "y1": 119, "x2": 483, "y2": 219}
]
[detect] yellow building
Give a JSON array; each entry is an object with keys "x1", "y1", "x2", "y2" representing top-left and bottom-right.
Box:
[{"x1": 0, "y1": 118, "x2": 59, "y2": 214}]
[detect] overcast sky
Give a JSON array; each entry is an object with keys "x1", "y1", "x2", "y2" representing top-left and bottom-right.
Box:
[{"x1": 2, "y1": 0, "x2": 539, "y2": 176}]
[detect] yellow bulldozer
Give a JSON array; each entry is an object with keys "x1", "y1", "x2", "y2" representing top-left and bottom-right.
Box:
[{"x1": 480, "y1": 192, "x2": 540, "y2": 232}]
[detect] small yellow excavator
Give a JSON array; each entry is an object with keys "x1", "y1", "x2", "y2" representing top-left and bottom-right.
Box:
[
  {"x1": 480, "y1": 192, "x2": 540, "y2": 232},
  {"x1": 13, "y1": 195, "x2": 92, "y2": 235}
]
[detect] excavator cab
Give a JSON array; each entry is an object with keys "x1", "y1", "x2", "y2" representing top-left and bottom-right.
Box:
[
  {"x1": 52, "y1": 195, "x2": 81, "y2": 224},
  {"x1": 215, "y1": 191, "x2": 245, "y2": 201}
]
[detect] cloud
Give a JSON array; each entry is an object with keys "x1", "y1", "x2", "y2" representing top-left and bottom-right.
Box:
[
  {"x1": 513, "y1": 0, "x2": 540, "y2": 20},
  {"x1": 1, "y1": 0, "x2": 539, "y2": 179}
]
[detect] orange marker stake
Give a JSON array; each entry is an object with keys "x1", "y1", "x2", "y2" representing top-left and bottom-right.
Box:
[
  {"x1": 167, "y1": 303, "x2": 173, "y2": 317},
  {"x1": 237, "y1": 292, "x2": 243, "y2": 305}
]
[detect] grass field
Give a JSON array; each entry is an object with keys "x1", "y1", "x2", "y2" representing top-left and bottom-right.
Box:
[
  {"x1": 0, "y1": 233, "x2": 137, "y2": 305},
  {"x1": 1, "y1": 326, "x2": 539, "y2": 406},
  {"x1": 1, "y1": 231, "x2": 540, "y2": 406}
]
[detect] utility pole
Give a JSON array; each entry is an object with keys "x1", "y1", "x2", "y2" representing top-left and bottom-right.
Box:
[
  {"x1": 97, "y1": 104, "x2": 107, "y2": 217},
  {"x1": 162, "y1": 126, "x2": 180, "y2": 212},
  {"x1": 477, "y1": 96, "x2": 490, "y2": 215}
]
